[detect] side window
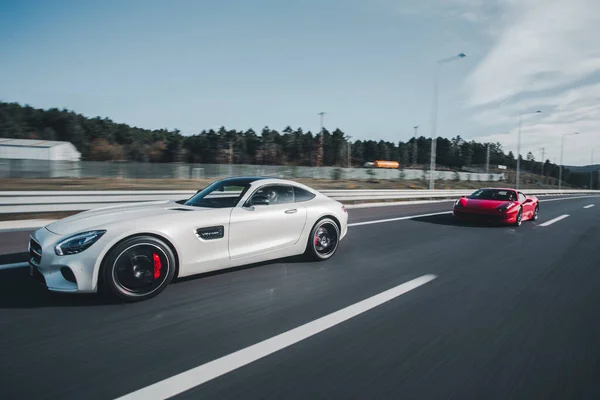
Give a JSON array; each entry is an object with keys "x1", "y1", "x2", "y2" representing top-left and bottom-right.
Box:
[
  {"x1": 518, "y1": 192, "x2": 526, "y2": 202},
  {"x1": 250, "y1": 185, "x2": 294, "y2": 205},
  {"x1": 294, "y1": 187, "x2": 316, "y2": 202}
]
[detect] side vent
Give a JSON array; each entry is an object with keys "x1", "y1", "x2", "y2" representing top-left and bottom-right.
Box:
[
  {"x1": 196, "y1": 226, "x2": 225, "y2": 240},
  {"x1": 169, "y1": 208, "x2": 193, "y2": 211}
]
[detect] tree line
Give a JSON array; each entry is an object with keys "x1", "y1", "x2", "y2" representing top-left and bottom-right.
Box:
[{"x1": 0, "y1": 101, "x2": 591, "y2": 187}]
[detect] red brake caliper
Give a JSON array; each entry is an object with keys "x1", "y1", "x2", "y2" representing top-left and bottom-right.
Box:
[
  {"x1": 153, "y1": 253, "x2": 161, "y2": 279},
  {"x1": 314, "y1": 232, "x2": 319, "y2": 246}
]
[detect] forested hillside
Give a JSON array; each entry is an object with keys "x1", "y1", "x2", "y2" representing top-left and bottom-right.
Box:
[{"x1": 0, "y1": 101, "x2": 591, "y2": 186}]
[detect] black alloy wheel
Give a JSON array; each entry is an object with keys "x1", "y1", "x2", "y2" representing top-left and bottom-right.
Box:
[
  {"x1": 305, "y1": 218, "x2": 340, "y2": 261},
  {"x1": 101, "y1": 236, "x2": 176, "y2": 302}
]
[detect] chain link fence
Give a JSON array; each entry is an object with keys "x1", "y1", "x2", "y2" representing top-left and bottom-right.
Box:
[{"x1": 0, "y1": 159, "x2": 505, "y2": 182}]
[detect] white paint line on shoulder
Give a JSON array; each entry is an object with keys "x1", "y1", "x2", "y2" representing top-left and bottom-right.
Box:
[
  {"x1": 348, "y1": 211, "x2": 452, "y2": 227},
  {"x1": 0, "y1": 219, "x2": 55, "y2": 231},
  {"x1": 0, "y1": 262, "x2": 28, "y2": 270},
  {"x1": 584, "y1": 204, "x2": 595, "y2": 209},
  {"x1": 344, "y1": 199, "x2": 454, "y2": 209},
  {"x1": 115, "y1": 274, "x2": 438, "y2": 400},
  {"x1": 539, "y1": 195, "x2": 599, "y2": 203},
  {"x1": 539, "y1": 214, "x2": 570, "y2": 227}
]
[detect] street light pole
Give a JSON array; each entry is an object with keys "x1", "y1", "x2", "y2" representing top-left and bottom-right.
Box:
[
  {"x1": 516, "y1": 110, "x2": 542, "y2": 190},
  {"x1": 347, "y1": 135, "x2": 352, "y2": 168},
  {"x1": 590, "y1": 146, "x2": 600, "y2": 189},
  {"x1": 559, "y1": 132, "x2": 579, "y2": 191},
  {"x1": 428, "y1": 53, "x2": 467, "y2": 190},
  {"x1": 317, "y1": 112, "x2": 326, "y2": 167},
  {"x1": 413, "y1": 125, "x2": 419, "y2": 166}
]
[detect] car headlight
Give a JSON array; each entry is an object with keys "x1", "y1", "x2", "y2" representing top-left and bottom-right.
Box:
[
  {"x1": 496, "y1": 202, "x2": 516, "y2": 212},
  {"x1": 54, "y1": 230, "x2": 106, "y2": 256},
  {"x1": 454, "y1": 199, "x2": 463, "y2": 207}
]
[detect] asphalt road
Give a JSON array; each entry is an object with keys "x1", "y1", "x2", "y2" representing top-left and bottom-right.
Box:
[{"x1": 0, "y1": 195, "x2": 599, "y2": 399}]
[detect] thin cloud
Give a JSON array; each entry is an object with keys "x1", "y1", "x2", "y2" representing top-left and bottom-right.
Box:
[
  {"x1": 465, "y1": 0, "x2": 600, "y2": 107},
  {"x1": 463, "y1": 0, "x2": 600, "y2": 165}
]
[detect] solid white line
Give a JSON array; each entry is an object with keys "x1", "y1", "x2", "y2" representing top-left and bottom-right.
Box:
[
  {"x1": 539, "y1": 195, "x2": 599, "y2": 203},
  {"x1": 348, "y1": 211, "x2": 452, "y2": 227},
  {"x1": 0, "y1": 262, "x2": 28, "y2": 270},
  {"x1": 115, "y1": 274, "x2": 438, "y2": 400},
  {"x1": 539, "y1": 214, "x2": 570, "y2": 227},
  {"x1": 344, "y1": 199, "x2": 454, "y2": 209},
  {"x1": 584, "y1": 204, "x2": 595, "y2": 209},
  {"x1": 0, "y1": 219, "x2": 55, "y2": 231}
]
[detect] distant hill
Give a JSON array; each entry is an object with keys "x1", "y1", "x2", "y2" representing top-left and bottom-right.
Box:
[{"x1": 564, "y1": 165, "x2": 600, "y2": 173}]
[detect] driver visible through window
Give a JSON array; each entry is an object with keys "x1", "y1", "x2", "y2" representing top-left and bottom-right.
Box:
[{"x1": 250, "y1": 185, "x2": 294, "y2": 205}]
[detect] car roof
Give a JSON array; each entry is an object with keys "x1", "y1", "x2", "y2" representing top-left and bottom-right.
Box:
[
  {"x1": 208, "y1": 176, "x2": 268, "y2": 186},
  {"x1": 478, "y1": 187, "x2": 518, "y2": 191},
  {"x1": 214, "y1": 176, "x2": 304, "y2": 187},
  {"x1": 214, "y1": 176, "x2": 320, "y2": 194}
]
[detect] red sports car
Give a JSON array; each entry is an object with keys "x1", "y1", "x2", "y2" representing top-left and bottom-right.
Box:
[{"x1": 453, "y1": 188, "x2": 539, "y2": 226}]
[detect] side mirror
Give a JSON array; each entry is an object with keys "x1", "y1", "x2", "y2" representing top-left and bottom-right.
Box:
[
  {"x1": 249, "y1": 195, "x2": 270, "y2": 206},
  {"x1": 524, "y1": 198, "x2": 533, "y2": 203}
]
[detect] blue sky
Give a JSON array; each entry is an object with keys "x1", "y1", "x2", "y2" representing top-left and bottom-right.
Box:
[{"x1": 1, "y1": 0, "x2": 599, "y2": 165}]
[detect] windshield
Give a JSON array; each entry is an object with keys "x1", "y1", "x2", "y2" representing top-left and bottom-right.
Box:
[
  {"x1": 468, "y1": 189, "x2": 516, "y2": 201},
  {"x1": 184, "y1": 180, "x2": 251, "y2": 208}
]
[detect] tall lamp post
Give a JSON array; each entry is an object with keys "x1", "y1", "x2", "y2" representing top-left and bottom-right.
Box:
[
  {"x1": 428, "y1": 53, "x2": 468, "y2": 190},
  {"x1": 590, "y1": 146, "x2": 600, "y2": 189},
  {"x1": 516, "y1": 110, "x2": 542, "y2": 190},
  {"x1": 413, "y1": 125, "x2": 419, "y2": 166},
  {"x1": 559, "y1": 132, "x2": 579, "y2": 191}
]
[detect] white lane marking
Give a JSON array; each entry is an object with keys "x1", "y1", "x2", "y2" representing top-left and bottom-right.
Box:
[
  {"x1": 584, "y1": 204, "x2": 595, "y2": 209},
  {"x1": 539, "y1": 195, "x2": 599, "y2": 203},
  {"x1": 345, "y1": 199, "x2": 454, "y2": 209},
  {"x1": 0, "y1": 219, "x2": 55, "y2": 231},
  {"x1": 0, "y1": 262, "x2": 28, "y2": 270},
  {"x1": 115, "y1": 274, "x2": 438, "y2": 400},
  {"x1": 539, "y1": 214, "x2": 570, "y2": 227},
  {"x1": 348, "y1": 211, "x2": 452, "y2": 227}
]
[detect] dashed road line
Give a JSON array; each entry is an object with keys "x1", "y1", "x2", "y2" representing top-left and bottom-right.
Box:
[
  {"x1": 584, "y1": 204, "x2": 595, "y2": 209},
  {"x1": 539, "y1": 214, "x2": 570, "y2": 227}
]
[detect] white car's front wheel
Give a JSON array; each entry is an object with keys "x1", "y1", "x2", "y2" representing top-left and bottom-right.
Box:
[
  {"x1": 305, "y1": 218, "x2": 340, "y2": 261},
  {"x1": 101, "y1": 236, "x2": 176, "y2": 302}
]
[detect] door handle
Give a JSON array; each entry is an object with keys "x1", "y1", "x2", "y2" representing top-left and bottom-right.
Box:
[{"x1": 284, "y1": 209, "x2": 297, "y2": 214}]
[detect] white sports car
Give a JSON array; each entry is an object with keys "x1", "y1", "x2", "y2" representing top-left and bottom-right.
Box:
[{"x1": 28, "y1": 177, "x2": 349, "y2": 302}]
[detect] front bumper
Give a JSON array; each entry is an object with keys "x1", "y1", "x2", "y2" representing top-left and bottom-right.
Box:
[
  {"x1": 29, "y1": 228, "x2": 100, "y2": 293},
  {"x1": 453, "y1": 208, "x2": 516, "y2": 224}
]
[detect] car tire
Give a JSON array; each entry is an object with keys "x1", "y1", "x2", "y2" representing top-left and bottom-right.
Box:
[
  {"x1": 515, "y1": 208, "x2": 523, "y2": 227},
  {"x1": 304, "y1": 217, "x2": 340, "y2": 261},
  {"x1": 532, "y1": 204, "x2": 539, "y2": 221},
  {"x1": 100, "y1": 235, "x2": 176, "y2": 303}
]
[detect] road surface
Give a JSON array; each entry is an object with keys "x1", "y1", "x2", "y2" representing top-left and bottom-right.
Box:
[{"x1": 0, "y1": 195, "x2": 599, "y2": 399}]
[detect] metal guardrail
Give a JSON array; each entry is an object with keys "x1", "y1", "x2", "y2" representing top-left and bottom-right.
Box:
[{"x1": 0, "y1": 189, "x2": 598, "y2": 214}]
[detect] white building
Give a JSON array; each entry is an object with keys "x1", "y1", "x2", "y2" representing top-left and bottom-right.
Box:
[{"x1": 0, "y1": 138, "x2": 81, "y2": 161}]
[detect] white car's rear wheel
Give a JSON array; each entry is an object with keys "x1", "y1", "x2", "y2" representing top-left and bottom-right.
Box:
[
  {"x1": 101, "y1": 236, "x2": 176, "y2": 302},
  {"x1": 305, "y1": 218, "x2": 340, "y2": 261}
]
